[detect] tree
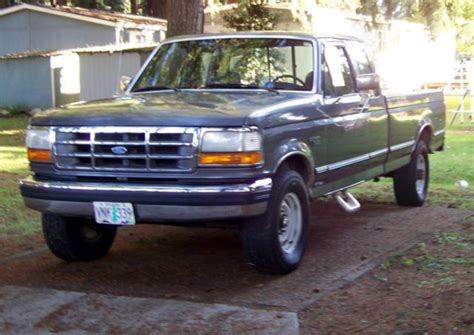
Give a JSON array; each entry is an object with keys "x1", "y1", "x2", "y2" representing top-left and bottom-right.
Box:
[
  {"x1": 356, "y1": 0, "x2": 474, "y2": 54},
  {"x1": 166, "y1": 0, "x2": 204, "y2": 36},
  {"x1": 223, "y1": 0, "x2": 279, "y2": 31},
  {"x1": 146, "y1": 0, "x2": 167, "y2": 18},
  {"x1": 144, "y1": 0, "x2": 203, "y2": 36}
]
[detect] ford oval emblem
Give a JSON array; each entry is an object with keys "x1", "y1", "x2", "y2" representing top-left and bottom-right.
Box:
[{"x1": 111, "y1": 146, "x2": 128, "y2": 155}]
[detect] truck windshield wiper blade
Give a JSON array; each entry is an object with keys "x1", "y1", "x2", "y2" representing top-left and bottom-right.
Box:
[
  {"x1": 132, "y1": 86, "x2": 181, "y2": 93},
  {"x1": 203, "y1": 83, "x2": 279, "y2": 94}
]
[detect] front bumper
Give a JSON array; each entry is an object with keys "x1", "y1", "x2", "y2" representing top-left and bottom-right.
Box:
[{"x1": 19, "y1": 176, "x2": 272, "y2": 222}]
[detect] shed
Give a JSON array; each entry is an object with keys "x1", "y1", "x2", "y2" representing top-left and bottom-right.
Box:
[
  {"x1": 0, "y1": 44, "x2": 155, "y2": 109},
  {"x1": 0, "y1": 3, "x2": 167, "y2": 55}
]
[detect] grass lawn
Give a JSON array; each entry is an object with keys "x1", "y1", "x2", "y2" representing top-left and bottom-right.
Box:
[
  {"x1": 445, "y1": 95, "x2": 473, "y2": 130},
  {"x1": 0, "y1": 116, "x2": 40, "y2": 237},
  {"x1": 353, "y1": 129, "x2": 474, "y2": 210},
  {"x1": 0, "y1": 116, "x2": 472, "y2": 239}
]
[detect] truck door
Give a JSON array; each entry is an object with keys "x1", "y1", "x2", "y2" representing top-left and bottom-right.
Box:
[{"x1": 316, "y1": 42, "x2": 388, "y2": 187}]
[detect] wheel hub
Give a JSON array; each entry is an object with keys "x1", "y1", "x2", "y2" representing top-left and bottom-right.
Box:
[
  {"x1": 80, "y1": 224, "x2": 102, "y2": 242},
  {"x1": 278, "y1": 192, "x2": 302, "y2": 254},
  {"x1": 415, "y1": 154, "x2": 426, "y2": 197}
]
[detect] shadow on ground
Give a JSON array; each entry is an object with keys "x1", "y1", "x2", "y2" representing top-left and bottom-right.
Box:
[{"x1": 1, "y1": 201, "x2": 471, "y2": 313}]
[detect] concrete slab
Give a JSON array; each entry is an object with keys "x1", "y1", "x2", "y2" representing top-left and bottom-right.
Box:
[{"x1": 0, "y1": 286, "x2": 298, "y2": 334}]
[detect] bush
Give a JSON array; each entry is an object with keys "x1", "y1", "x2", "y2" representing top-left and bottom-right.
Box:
[{"x1": 0, "y1": 105, "x2": 31, "y2": 117}]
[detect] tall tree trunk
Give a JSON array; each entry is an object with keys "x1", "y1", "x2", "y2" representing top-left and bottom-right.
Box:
[
  {"x1": 166, "y1": 0, "x2": 204, "y2": 37},
  {"x1": 130, "y1": 0, "x2": 137, "y2": 14},
  {"x1": 147, "y1": 0, "x2": 168, "y2": 18}
]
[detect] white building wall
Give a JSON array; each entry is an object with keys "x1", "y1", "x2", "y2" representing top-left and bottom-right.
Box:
[
  {"x1": 78, "y1": 52, "x2": 143, "y2": 101},
  {"x1": 0, "y1": 11, "x2": 117, "y2": 55},
  {"x1": 0, "y1": 57, "x2": 52, "y2": 109}
]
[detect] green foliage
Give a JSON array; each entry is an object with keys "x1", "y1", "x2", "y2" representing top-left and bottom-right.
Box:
[
  {"x1": 223, "y1": 0, "x2": 279, "y2": 31},
  {"x1": 357, "y1": 0, "x2": 474, "y2": 54},
  {"x1": 71, "y1": 0, "x2": 129, "y2": 12},
  {"x1": 0, "y1": 104, "x2": 30, "y2": 116},
  {"x1": 434, "y1": 231, "x2": 459, "y2": 245}
]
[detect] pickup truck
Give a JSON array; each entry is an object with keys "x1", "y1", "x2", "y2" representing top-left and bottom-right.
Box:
[{"x1": 20, "y1": 32, "x2": 445, "y2": 274}]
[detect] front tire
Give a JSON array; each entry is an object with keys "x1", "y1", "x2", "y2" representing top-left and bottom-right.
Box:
[
  {"x1": 240, "y1": 169, "x2": 310, "y2": 275},
  {"x1": 42, "y1": 214, "x2": 117, "y2": 262},
  {"x1": 393, "y1": 140, "x2": 429, "y2": 207}
]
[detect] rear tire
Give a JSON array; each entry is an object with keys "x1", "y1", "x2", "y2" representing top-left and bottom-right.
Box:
[
  {"x1": 393, "y1": 140, "x2": 429, "y2": 207},
  {"x1": 240, "y1": 169, "x2": 310, "y2": 275},
  {"x1": 42, "y1": 214, "x2": 117, "y2": 262}
]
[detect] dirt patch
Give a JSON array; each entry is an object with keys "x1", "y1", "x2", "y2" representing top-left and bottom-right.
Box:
[
  {"x1": 299, "y1": 218, "x2": 474, "y2": 334},
  {"x1": 0, "y1": 235, "x2": 43, "y2": 260},
  {"x1": 0, "y1": 202, "x2": 472, "y2": 334}
]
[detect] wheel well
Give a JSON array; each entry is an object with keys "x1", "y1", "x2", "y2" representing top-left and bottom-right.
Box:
[
  {"x1": 419, "y1": 126, "x2": 433, "y2": 152},
  {"x1": 277, "y1": 154, "x2": 312, "y2": 187}
]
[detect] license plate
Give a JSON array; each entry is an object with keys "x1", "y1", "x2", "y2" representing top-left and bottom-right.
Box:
[{"x1": 93, "y1": 202, "x2": 135, "y2": 225}]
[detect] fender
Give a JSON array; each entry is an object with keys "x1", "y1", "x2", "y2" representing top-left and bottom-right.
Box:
[
  {"x1": 270, "y1": 139, "x2": 315, "y2": 187},
  {"x1": 414, "y1": 120, "x2": 433, "y2": 152}
]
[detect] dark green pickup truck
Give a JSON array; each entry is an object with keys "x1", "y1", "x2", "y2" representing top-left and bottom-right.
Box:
[{"x1": 20, "y1": 33, "x2": 445, "y2": 274}]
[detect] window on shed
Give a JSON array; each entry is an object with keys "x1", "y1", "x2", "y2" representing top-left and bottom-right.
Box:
[{"x1": 323, "y1": 45, "x2": 354, "y2": 97}]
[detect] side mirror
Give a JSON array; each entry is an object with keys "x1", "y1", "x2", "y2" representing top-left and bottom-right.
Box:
[
  {"x1": 119, "y1": 75, "x2": 132, "y2": 93},
  {"x1": 356, "y1": 73, "x2": 380, "y2": 92}
]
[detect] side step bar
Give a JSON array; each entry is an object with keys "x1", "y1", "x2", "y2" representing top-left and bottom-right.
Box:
[{"x1": 333, "y1": 191, "x2": 361, "y2": 214}]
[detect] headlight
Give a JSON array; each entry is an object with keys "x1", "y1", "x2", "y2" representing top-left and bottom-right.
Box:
[
  {"x1": 199, "y1": 128, "x2": 263, "y2": 166},
  {"x1": 25, "y1": 127, "x2": 52, "y2": 162}
]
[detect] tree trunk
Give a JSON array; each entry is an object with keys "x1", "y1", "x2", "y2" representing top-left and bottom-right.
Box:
[
  {"x1": 166, "y1": 0, "x2": 204, "y2": 37},
  {"x1": 147, "y1": 0, "x2": 168, "y2": 18},
  {"x1": 130, "y1": 0, "x2": 137, "y2": 14}
]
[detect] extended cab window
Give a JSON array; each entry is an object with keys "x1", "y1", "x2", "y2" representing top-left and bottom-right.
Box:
[
  {"x1": 132, "y1": 38, "x2": 314, "y2": 92},
  {"x1": 323, "y1": 45, "x2": 354, "y2": 97},
  {"x1": 346, "y1": 43, "x2": 373, "y2": 75}
]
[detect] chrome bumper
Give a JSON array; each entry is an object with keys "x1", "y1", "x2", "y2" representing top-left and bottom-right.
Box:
[{"x1": 20, "y1": 177, "x2": 271, "y2": 222}]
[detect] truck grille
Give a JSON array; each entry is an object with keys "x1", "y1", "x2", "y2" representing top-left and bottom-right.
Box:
[{"x1": 52, "y1": 127, "x2": 198, "y2": 172}]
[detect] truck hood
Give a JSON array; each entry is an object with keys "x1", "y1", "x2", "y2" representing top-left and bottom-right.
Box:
[{"x1": 31, "y1": 91, "x2": 318, "y2": 128}]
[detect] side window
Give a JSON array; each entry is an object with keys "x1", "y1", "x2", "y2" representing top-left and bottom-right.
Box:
[
  {"x1": 346, "y1": 43, "x2": 373, "y2": 75},
  {"x1": 323, "y1": 45, "x2": 354, "y2": 97}
]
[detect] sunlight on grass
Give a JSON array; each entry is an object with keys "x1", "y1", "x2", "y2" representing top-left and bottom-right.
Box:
[
  {"x1": 0, "y1": 129, "x2": 24, "y2": 136},
  {"x1": 0, "y1": 116, "x2": 29, "y2": 131},
  {"x1": 430, "y1": 131, "x2": 474, "y2": 187},
  {"x1": 353, "y1": 131, "x2": 474, "y2": 209},
  {"x1": 0, "y1": 173, "x2": 40, "y2": 236},
  {"x1": 0, "y1": 146, "x2": 28, "y2": 173}
]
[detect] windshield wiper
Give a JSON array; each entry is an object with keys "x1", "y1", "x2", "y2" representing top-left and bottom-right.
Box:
[
  {"x1": 132, "y1": 85, "x2": 181, "y2": 93},
  {"x1": 203, "y1": 83, "x2": 279, "y2": 95}
]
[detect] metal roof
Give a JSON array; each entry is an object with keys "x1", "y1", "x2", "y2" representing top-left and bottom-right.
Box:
[
  {"x1": 0, "y1": 3, "x2": 167, "y2": 29},
  {"x1": 0, "y1": 43, "x2": 157, "y2": 60}
]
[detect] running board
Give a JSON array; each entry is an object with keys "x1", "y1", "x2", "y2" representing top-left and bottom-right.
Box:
[{"x1": 333, "y1": 191, "x2": 361, "y2": 214}]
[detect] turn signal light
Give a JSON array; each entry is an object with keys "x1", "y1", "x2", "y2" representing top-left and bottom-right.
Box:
[
  {"x1": 27, "y1": 148, "x2": 52, "y2": 162},
  {"x1": 199, "y1": 151, "x2": 263, "y2": 166}
]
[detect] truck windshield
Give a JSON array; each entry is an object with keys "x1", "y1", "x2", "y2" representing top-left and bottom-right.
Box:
[{"x1": 131, "y1": 38, "x2": 314, "y2": 93}]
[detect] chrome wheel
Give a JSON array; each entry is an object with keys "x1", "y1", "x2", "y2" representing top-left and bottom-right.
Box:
[
  {"x1": 278, "y1": 192, "x2": 302, "y2": 254},
  {"x1": 415, "y1": 154, "x2": 426, "y2": 197}
]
